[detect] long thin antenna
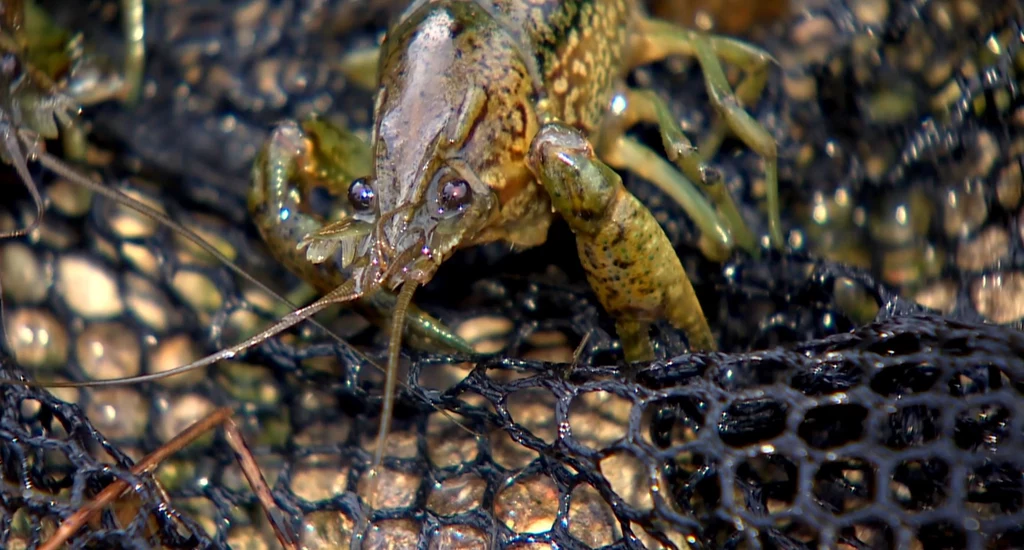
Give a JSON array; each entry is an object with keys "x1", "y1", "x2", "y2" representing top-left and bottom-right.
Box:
[
  {"x1": 3, "y1": 142, "x2": 480, "y2": 436},
  {"x1": 0, "y1": 130, "x2": 46, "y2": 397},
  {"x1": 360, "y1": 279, "x2": 417, "y2": 541},
  {"x1": 14, "y1": 281, "x2": 359, "y2": 388},
  {"x1": 0, "y1": 129, "x2": 45, "y2": 240},
  {"x1": 25, "y1": 138, "x2": 380, "y2": 363}
]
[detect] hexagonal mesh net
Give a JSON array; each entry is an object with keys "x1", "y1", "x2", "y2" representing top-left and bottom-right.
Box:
[{"x1": 1, "y1": 0, "x2": 1023, "y2": 548}]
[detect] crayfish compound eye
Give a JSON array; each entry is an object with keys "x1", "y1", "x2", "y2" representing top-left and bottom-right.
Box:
[
  {"x1": 348, "y1": 177, "x2": 375, "y2": 212},
  {"x1": 437, "y1": 178, "x2": 471, "y2": 215}
]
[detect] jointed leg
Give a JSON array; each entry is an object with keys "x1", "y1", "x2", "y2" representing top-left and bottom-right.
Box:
[
  {"x1": 601, "y1": 88, "x2": 756, "y2": 254},
  {"x1": 120, "y1": 0, "x2": 146, "y2": 106},
  {"x1": 629, "y1": 18, "x2": 783, "y2": 249},
  {"x1": 59, "y1": 0, "x2": 147, "y2": 106},
  {"x1": 617, "y1": 320, "x2": 655, "y2": 363},
  {"x1": 598, "y1": 133, "x2": 734, "y2": 262},
  {"x1": 13, "y1": 0, "x2": 146, "y2": 162},
  {"x1": 699, "y1": 62, "x2": 769, "y2": 161}
]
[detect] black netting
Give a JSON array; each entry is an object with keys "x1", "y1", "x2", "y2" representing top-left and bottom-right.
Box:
[{"x1": 1, "y1": 0, "x2": 1023, "y2": 549}]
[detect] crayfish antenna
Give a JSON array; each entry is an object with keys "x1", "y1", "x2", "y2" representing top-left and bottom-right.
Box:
[
  {"x1": 0, "y1": 128, "x2": 45, "y2": 240},
  {"x1": 2, "y1": 143, "x2": 482, "y2": 433},
  {"x1": 0, "y1": 129, "x2": 46, "y2": 397},
  {"x1": 23, "y1": 142, "x2": 386, "y2": 362},
  {"x1": 6, "y1": 280, "x2": 360, "y2": 388},
  {"x1": 356, "y1": 279, "x2": 418, "y2": 546}
]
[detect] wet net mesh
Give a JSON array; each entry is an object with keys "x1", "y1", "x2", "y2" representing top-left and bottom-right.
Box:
[{"x1": 1, "y1": 0, "x2": 1024, "y2": 548}]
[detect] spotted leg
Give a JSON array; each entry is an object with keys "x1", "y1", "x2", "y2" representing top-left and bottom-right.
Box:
[{"x1": 528, "y1": 122, "x2": 717, "y2": 361}]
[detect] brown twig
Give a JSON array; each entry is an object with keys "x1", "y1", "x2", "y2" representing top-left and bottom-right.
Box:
[
  {"x1": 223, "y1": 416, "x2": 299, "y2": 548},
  {"x1": 41, "y1": 407, "x2": 299, "y2": 550}
]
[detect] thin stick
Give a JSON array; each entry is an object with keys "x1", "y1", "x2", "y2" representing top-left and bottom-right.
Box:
[
  {"x1": 41, "y1": 407, "x2": 299, "y2": 550},
  {"x1": 41, "y1": 408, "x2": 234, "y2": 550},
  {"x1": 223, "y1": 416, "x2": 298, "y2": 549}
]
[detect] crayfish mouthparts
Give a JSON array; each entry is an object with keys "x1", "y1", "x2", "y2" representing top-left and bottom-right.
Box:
[{"x1": 297, "y1": 218, "x2": 374, "y2": 267}]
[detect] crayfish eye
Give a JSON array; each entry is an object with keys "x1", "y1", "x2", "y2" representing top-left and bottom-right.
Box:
[
  {"x1": 347, "y1": 178, "x2": 375, "y2": 211},
  {"x1": 438, "y1": 178, "x2": 471, "y2": 214}
]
